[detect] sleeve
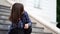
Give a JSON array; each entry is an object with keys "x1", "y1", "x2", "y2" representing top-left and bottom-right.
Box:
[{"x1": 25, "y1": 12, "x2": 32, "y2": 26}]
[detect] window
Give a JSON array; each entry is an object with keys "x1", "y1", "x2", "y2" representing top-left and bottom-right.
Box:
[
  {"x1": 25, "y1": 0, "x2": 40, "y2": 9},
  {"x1": 33, "y1": 0, "x2": 40, "y2": 9}
]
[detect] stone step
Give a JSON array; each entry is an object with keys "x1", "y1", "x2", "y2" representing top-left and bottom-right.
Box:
[
  {"x1": 0, "y1": 8, "x2": 10, "y2": 16},
  {"x1": 32, "y1": 22, "x2": 36, "y2": 27},
  {"x1": 0, "y1": 31, "x2": 8, "y2": 34},
  {"x1": 0, "y1": 5, "x2": 10, "y2": 8},
  {"x1": 0, "y1": 12, "x2": 10, "y2": 15},
  {"x1": 0, "y1": 29, "x2": 52, "y2": 34},
  {"x1": 0, "y1": 24, "x2": 44, "y2": 33},
  {"x1": 32, "y1": 27, "x2": 44, "y2": 32},
  {"x1": 0, "y1": 12, "x2": 10, "y2": 17},
  {"x1": 0, "y1": 20, "x2": 11, "y2": 24},
  {"x1": 31, "y1": 32, "x2": 52, "y2": 34},
  {"x1": 0, "y1": 21, "x2": 37, "y2": 28},
  {"x1": 0, "y1": 31, "x2": 52, "y2": 34},
  {"x1": 0, "y1": 18, "x2": 8, "y2": 20},
  {"x1": 0, "y1": 14, "x2": 9, "y2": 17},
  {"x1": 0, "y1": 5, "x2": 10, "y2": 10},
  {"x1": 0, "y1": 15, "x2": 9, "y2": 20},
  {"x1": 0, "y1": 24, "x2": 43, "y2": 29},
  {"x1": 0, "y1": 9, "x2": 11, "y2": 13}
]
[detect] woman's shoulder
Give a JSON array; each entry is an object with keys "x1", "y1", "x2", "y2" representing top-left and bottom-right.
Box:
[{"x1": 23, "y1": 11, "x2": 28, "y2": 15}]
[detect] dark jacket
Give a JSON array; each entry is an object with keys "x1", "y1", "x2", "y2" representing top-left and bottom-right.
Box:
[{"x1": 8, "y1": 11, "x2": 32, "y2": 34}]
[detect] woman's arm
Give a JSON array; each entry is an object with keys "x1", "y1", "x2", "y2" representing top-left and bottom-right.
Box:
[
  {"x1": 24, "y1": 12, "x2": 32, "y2": 29},
  {"x1": 25, "y1": 12, "x2": 32, "y2": 26}
]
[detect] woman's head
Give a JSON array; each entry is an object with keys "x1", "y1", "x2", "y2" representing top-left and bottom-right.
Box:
[{"x1": 9, "y1": 3, "x2": 24, "y2": 23}]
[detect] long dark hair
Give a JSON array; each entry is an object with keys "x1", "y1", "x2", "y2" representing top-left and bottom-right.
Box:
[{"x1": 9, "y1": 3, "x2": 24, "y2": 23}]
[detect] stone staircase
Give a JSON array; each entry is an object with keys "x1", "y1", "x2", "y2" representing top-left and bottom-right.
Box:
[{"x1": 0, "y1": 5, "x2": 52, "y2": 34}]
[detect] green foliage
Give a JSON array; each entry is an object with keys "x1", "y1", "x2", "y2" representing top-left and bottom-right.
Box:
[{"x1": 57, "y1": 0, "x2": 60, "y2": 23}]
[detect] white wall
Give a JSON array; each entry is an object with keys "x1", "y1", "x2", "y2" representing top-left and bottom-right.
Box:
[
  {"x1": 40, "y1": 0, "x2": 56, "y2": 23},
  {"x1": 7, "y1": 0, "x2": 56, "y2": 24},
  {"x1": 22, "y1": 0, "x2": 56, "y2": 24}
]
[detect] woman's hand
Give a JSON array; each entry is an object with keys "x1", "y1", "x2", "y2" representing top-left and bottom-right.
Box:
[{"x1": 24, "y1": 24, "x2": 29, "y2": 29}]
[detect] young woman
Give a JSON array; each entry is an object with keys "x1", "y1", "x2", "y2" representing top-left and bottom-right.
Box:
[{"x1": 8, "y1": 3, "x2": 32, "y2": 34}]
